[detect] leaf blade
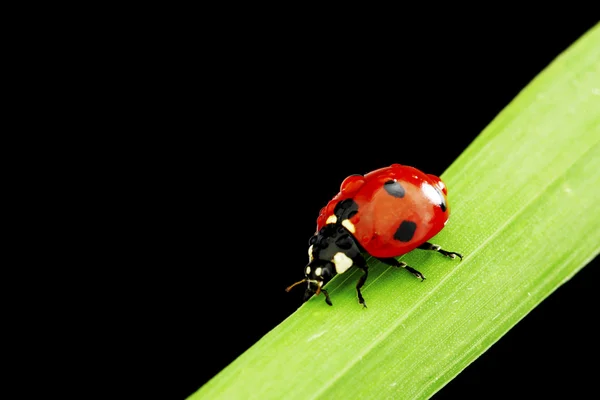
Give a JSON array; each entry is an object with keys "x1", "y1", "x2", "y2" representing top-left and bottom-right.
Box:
[{"x1": 190, "y1": 23, "x2": 600, "y2": 400}]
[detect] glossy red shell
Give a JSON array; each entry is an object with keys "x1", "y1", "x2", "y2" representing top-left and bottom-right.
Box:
[{"x1": 316, "y1": 164, "x2": 450, "y2": 258}]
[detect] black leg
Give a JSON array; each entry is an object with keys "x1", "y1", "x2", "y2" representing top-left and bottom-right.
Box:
[
  {"x1": 321, "y1": 288, "x2": 332, "y2": 306},
  {"x1": 418, "y1": 242, "x2": 463, "y2": 260},
  {"x1": 354, "y1": 254, "x2": 369, "y2": 308},
  {"x1": 377, "y1": 257, "x2": 426, "y2": 281},
  {"x1": 356, "y1": 267, "x2": 368, "y2": 308}
]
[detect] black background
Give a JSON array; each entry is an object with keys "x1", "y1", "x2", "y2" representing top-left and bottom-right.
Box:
[{"x1": 124, "y1": 16, "x2": 599, "y2": 400}]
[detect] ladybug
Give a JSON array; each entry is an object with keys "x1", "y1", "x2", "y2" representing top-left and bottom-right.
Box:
[{"x1": 286, "y1": 163, "x2": 462, "y2": 307}]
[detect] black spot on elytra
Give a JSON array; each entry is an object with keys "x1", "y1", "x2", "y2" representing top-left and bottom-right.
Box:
[
  {"x1": 333, "y1": 198, "x2": 359, "y2": 221},
  {"x1": 384, "y1": 180, "x2": 405, "y2": 198},
  {"x1": 394, "y1": 220, "x2": 417, "y2": 242}
]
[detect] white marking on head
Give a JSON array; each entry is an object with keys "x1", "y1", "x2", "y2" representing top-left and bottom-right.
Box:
[
  {"x1": 422, "y1": 182, "x2": 444, "y2": 205},
  {"x1": 315, "y1": 267, "x2": 322, "y2": 276},
  {"x1": 326, "y1": 214, "x2": 337, "y2": 224},
  {"x1": 332, "y1": 252, "x2": 353, "y2": 274},
  {"x1": 305, "y1": 266, "x2": 311, "y2": 275},
  {"x1": 308, "y1": 245, "x2": 314, "y2": 262},
  {"x1": 341, "y1": 219, "x2": 356, "y2": 233}
]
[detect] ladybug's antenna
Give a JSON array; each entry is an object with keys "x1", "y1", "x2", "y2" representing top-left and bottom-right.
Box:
[{"x1": 285, "y1": 279, "x2": 307, "y2": 292}]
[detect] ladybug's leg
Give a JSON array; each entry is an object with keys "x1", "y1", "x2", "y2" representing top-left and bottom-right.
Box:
[
  {"x1": 354, "y1": 255, "x2": 369, "y2": 308},
  {"x1": 376, "y1": 257, "x2": 426, "y2": 281},
  {"x1": 321, "y1": 288, "x2": 333, "y2": 306},
  {"x1": 418, "y1": 242, "x2": 463, "y2": 260}
]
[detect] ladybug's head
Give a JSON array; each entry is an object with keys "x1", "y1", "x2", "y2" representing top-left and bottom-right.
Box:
[
  {"x1": 303, "y1": 259, "x2": 336, "y2": 302},
  {"x1": 286, "y1": 223, "x2": 362, "y2": 306},
  {"x1": 285, "y1": 259, "x2": 336, "y2": 306}
]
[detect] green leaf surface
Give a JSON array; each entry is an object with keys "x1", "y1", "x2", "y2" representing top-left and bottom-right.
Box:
[{"x1": 190, "y1": 24, "x2": 600, "y2": 399}]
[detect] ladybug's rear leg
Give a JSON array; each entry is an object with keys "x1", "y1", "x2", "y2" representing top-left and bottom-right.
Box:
[
  {"x1": 377, "y1": 257, "x2": 426, "y2": 281},
  {"x1": 418, "y1": 242, "x2": 463, "y2": 260}
]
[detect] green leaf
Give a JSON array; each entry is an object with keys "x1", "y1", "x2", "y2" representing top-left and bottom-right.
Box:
[{"x1": 190, "y1": 24, "x2": 600, "y2": 400}]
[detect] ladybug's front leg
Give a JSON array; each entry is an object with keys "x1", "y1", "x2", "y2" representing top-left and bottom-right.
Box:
[
  {"x1": 354, "y1": 255, "x2": 369, "y2": 308},
  {"x1": 418, "y1": 242, "x2": 463, "y2": 260},
  {"x1": 320, "y1": 288, "x2": 333, "y2": 306}
]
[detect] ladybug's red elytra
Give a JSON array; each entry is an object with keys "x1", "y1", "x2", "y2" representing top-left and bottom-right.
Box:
[{"x1": 286, "y1": 164, "x2": 462, "y2": 307}]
